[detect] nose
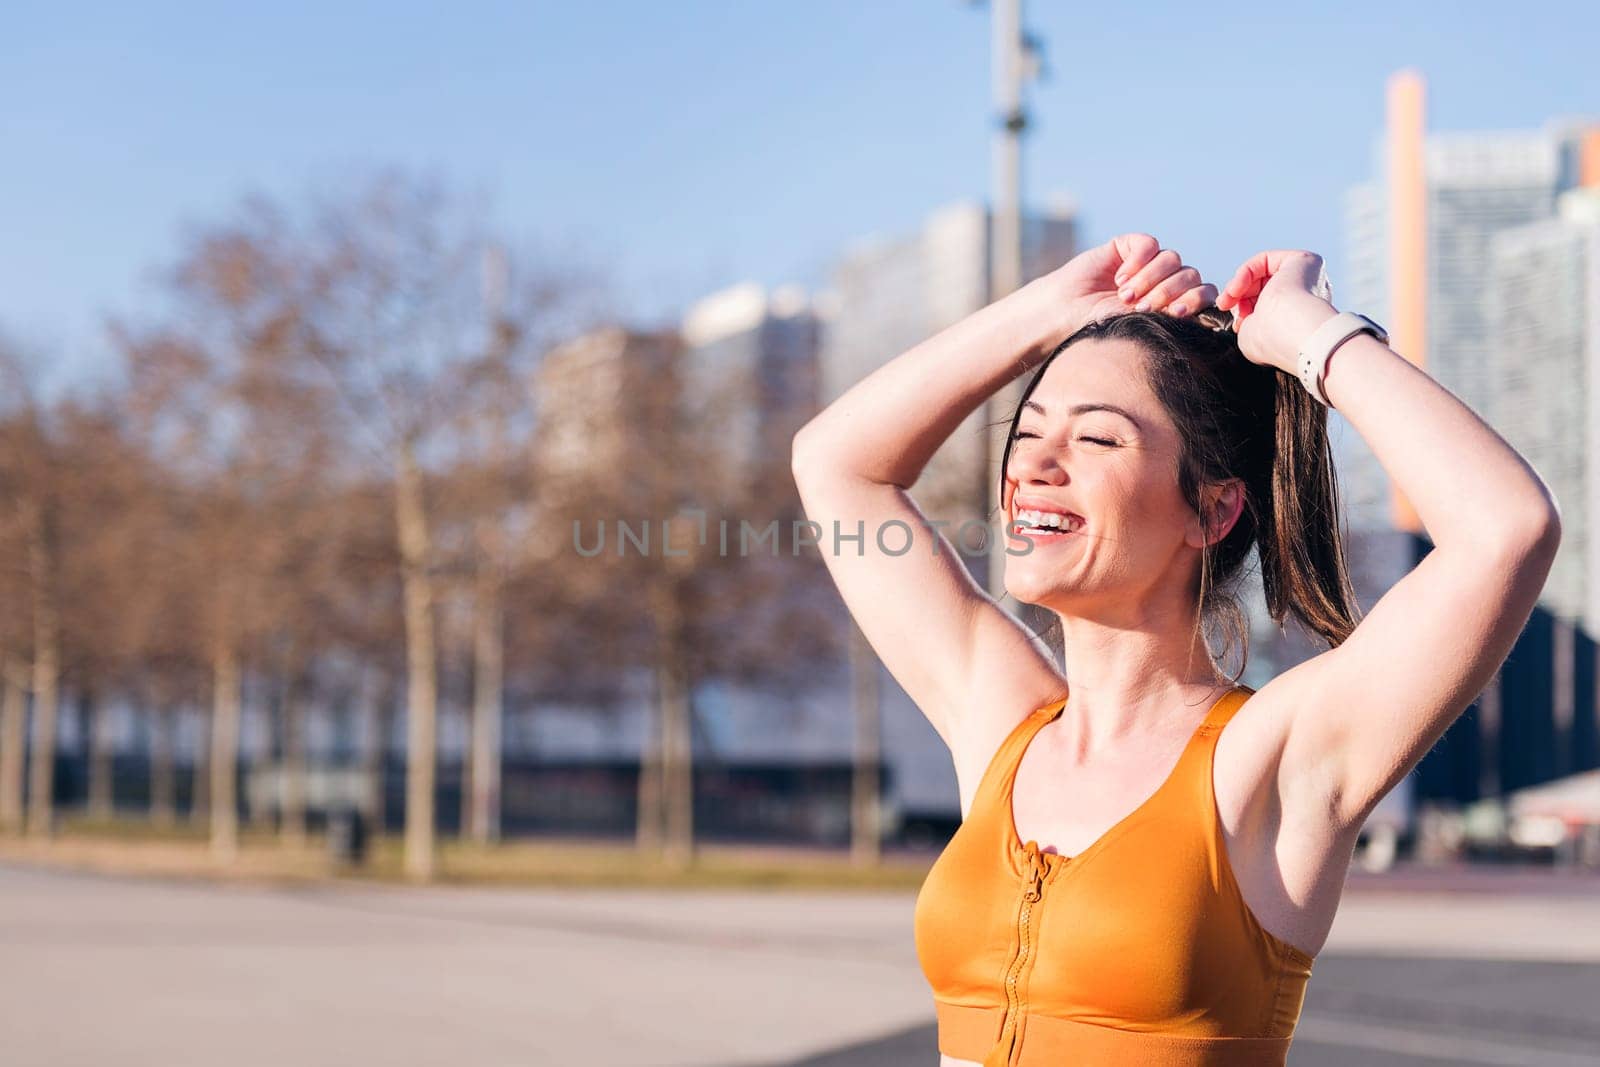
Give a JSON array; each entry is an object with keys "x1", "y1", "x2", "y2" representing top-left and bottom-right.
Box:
[
  {"x1": 1028, "y1": 461, "x2": 1068, "y2": 486},
  {"x1": 1010, "y1": 441, "x2": 1068, "y2": 487},
  {"x1": 1004, "y1": 443, "x2": 1067, "y2": 513}
]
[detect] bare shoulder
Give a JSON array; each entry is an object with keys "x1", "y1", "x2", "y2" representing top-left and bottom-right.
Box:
[{"x1": 944, "y1": 617, "x2": 1069, "y2": 818}]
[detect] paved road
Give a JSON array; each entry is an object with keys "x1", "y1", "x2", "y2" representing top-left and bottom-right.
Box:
[{"x1": 1, "y1": 862, "x2": 1597, "y2": 1066}]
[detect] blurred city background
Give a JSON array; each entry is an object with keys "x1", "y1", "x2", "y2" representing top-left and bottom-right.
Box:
[{"x1": 2, "y1": 3, "x2": 1599, "y2": 1065}]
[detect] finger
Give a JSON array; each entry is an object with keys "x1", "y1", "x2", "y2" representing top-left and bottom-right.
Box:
[
  {"x1": 1167, "y1": 283, "x2": 1217, "y2": 318},
  {"x1": 1224, "y1": 248, "x2": 1322, "y2": 303},
  {"x1": 1216, "y1": 269, "x2": 1265, "y2": 313},
  {"x1": 1271, "y1": 249, "x2": 1321, "y2": 274},
  {"x1": 1121, "y1": 248, "x2": 1182, "y2": 304},
  {"x1": 1220, "y1": 253, "x2": 1274, "y2": 303},
  {"x1": 1111, "y1": 233, "x2": 1160, "y2": 286},
  {"x1": 1231, "y1": 295, "x2": 1256, "y2": 328},
  {"x1": 1215, "y1": 275, "x2": 1247, "y2": 310},
  {"x1": 1136, "y1": 266, "x2": 1203, "y2": 312}
]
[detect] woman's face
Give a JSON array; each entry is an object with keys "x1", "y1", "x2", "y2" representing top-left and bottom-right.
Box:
[{"x1": 1002, "y1": 336, "x2": 1233, "y2": 613}]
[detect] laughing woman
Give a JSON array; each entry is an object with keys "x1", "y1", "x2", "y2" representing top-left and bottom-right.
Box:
[{"x1": 789, "y1": 234, "x2": 1560, "y2": 1066}]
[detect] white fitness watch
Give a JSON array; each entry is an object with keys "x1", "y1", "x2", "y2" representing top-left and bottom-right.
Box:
[{"x1": 1297, "y1": 312, "x2": 1388, "y2": 407}]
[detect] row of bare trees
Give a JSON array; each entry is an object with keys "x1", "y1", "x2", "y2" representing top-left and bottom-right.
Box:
[{"x1": 0, "y1": 171, "x2": 847, "y2": 877}]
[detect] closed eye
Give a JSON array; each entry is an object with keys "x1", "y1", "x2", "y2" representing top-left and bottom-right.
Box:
[{"x1": 1013, "y1": 431, "x2": 1117, "y2": 447}]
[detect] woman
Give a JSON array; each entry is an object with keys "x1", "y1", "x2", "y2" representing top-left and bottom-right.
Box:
[{"x1": 789, "y1": 235, "x2": 1561, "y2": 1065}]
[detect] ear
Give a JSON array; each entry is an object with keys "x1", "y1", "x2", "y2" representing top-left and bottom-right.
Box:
[{"x1": 1187, "y1": 478, "x2": 1246, "y2": 549}]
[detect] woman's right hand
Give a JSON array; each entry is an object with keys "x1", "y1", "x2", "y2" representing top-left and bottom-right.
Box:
[{"x1": 1038, "y1": 233, "x2": 1217, "y2": 340}]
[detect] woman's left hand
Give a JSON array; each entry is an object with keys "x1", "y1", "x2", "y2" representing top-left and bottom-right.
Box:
[{"x1": 1214, "y1": 250, "x2": 1342, "y2": 373}]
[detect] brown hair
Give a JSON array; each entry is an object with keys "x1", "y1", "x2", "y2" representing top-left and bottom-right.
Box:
[{"x1": 995, "y1": 308, "x2": 1362, "y2": 682}]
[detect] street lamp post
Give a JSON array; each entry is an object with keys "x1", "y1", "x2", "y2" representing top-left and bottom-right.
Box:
[{"x1": 980, "y1": 0, "x2": 1044, "y2": 602}]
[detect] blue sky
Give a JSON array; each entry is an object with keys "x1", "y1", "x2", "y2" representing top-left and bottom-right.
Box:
[{"x1": 4, "y1": 1, "x2": 1597, "y2": 393}]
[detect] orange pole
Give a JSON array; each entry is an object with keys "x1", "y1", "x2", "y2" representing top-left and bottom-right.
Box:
[
  {"x1": 1386, "y1": 70, "x2": 1427, "y2": 535},
  {"x1": 1580, "y1": 128, "x2": 1600, "y2": 188}
]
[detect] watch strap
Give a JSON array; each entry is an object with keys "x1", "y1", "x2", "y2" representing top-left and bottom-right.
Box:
[{"x1": 1297, "y1": 312, "x2": 1388, "y2": 406}]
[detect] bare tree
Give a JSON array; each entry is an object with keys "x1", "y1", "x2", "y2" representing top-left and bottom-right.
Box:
[
  {"x1": 0, "y1": 397, "x2": 29, "y2": 832},
  {"x1": 531, "y1": 322, "x2": 841, "y2": 868},
  {"x1": 0, "y1": 343, "x2": 65, "y2": 838},
  {"x1": 429, "y1": 243, "x2": 593, "y2": 845},
  {"x1": 0, "y1": 347, "x2": 33, "y2": 833},
  {"x1": 276, "y1": 173, "x2": 588, "y2": 879},
  {"x1": 45, "y1": 396, "x2": 173, "y2": 826},
  {"x1": 0, "y1": 654, "x2": 24, "y2": 833},
  {"x1": 115, "y1": 199, "x2": 318, "y2": 859}
]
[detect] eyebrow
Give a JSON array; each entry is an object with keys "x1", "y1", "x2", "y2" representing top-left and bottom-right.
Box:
[{"x1": 1022, "y1": 400, "x2": 1144, "y2": 430}]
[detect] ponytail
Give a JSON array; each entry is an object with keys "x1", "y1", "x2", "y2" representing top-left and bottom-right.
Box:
[{"x1": 1254, "y1": 366, "x2": 1361, "y2": 647}]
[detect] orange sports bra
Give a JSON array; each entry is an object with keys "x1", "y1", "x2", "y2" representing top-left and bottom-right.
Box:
[{"x1": 913, "y1": 685, "x2": 1315, "y2": 1067}]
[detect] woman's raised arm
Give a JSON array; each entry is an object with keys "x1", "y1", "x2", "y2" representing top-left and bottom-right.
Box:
[{"x1": 1215, "y1": 250, "x2": 1562, "y2": 837}]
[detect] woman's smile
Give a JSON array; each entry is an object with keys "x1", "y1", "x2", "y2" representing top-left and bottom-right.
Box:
[{"x1": 1011, "y1": 522, "x2": 1081, "y2": 546}]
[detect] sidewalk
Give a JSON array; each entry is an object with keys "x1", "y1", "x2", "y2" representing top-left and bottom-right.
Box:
[{"x1": 3, "y1": 861, "x2": 1598, "y2": 1066}]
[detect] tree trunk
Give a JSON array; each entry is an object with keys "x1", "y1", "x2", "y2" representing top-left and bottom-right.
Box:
[
  {"x1": 635, "y1": 678, "x2": 663, "y2": 854},
  {"x1": 395, "y1": 443, "x2": 438, "y2": 881},
  {"x1": 26, "y1": 505, "x2": 60, "y2": 839},
  {"x1": 652, "y1": 579, "x2": 694, "y2": 870},
  {"x1": 190, "y1": 707, "x2": 211, "y2": 825},
  {"x1": 149, "y1": 704, "x2": 176, "y2": 827},
  {"x1": 0, "y1": 655, "x2": 26, "y2": 833},
  {"x1": 85, "y1": 687, "x2": 113, "y2": 822},
  {"x1": 250, "y1": 672, "x2": 283, "y2": 831},
  {"x1": 210, "y1": 639, "x2": 242, "y2": 861},
  {"x1": 661, "y1": 658, "x2": 694, "y2": 870},
  {"x1": 468, "y1": 555, "x2": 503, "y2": 844},
  {"x1": 849, "y1": 620, "x2": 882, "y2": 865},
  {"x1": 362, "y1": 669, "x2": 392, "y2": 836},
  {"x1": 281, "y1": 673, "x2": 309, "y2": 848}
]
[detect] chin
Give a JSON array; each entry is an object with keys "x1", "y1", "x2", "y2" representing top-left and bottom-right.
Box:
[{"x1": 1003, "y1": 570, "x2": 1066, "y2": 608}]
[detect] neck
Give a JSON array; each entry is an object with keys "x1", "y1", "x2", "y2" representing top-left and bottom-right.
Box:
[{"x1": 1049, "y1": 580, "x2": 1230, "y2": 749}]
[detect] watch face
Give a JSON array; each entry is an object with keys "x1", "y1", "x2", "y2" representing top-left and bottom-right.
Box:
[{"x1": 1356, "y1": 313, "x2": 1388, "y2": 342}]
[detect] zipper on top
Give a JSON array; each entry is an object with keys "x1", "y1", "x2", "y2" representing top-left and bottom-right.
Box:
[{"x1": 984, "y1": 841, "x2": 1051, "y2": 1067}]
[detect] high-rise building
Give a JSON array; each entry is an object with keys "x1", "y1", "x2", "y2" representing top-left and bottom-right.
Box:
[
  {"x1": 1490, "y1": 187, "x2": 1600, "y2": 632},
  {"x1": 1337, "y1": 172, "x2": 1393, "y2": 534},
  {"x1": 1425, "y1": 132, "x2": 1563, "y2": 415},
  {"x1": 531, "y1": 326, "x2": 684, "y2": 521},
  {"x1": 680, "y1": 281, "x2": 822, "y2": 508},
  {"x1": 1340, "y1": 73, "x2": 1600, "y2": 804},
  {"x1": 1339, "y1": 71, "x2": 1597, "y2": 536},
  {"x1": 1489, "y1": 188, "x2": 1600, "y2": 785},
  {"x1": 819, "y1": 200, "x2": 1077, "y2": 551}
]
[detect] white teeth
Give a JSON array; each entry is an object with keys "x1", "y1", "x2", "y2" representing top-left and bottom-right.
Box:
[{"x1": 1016, "y1": 508, "x2": 1080, "y2": 532}]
